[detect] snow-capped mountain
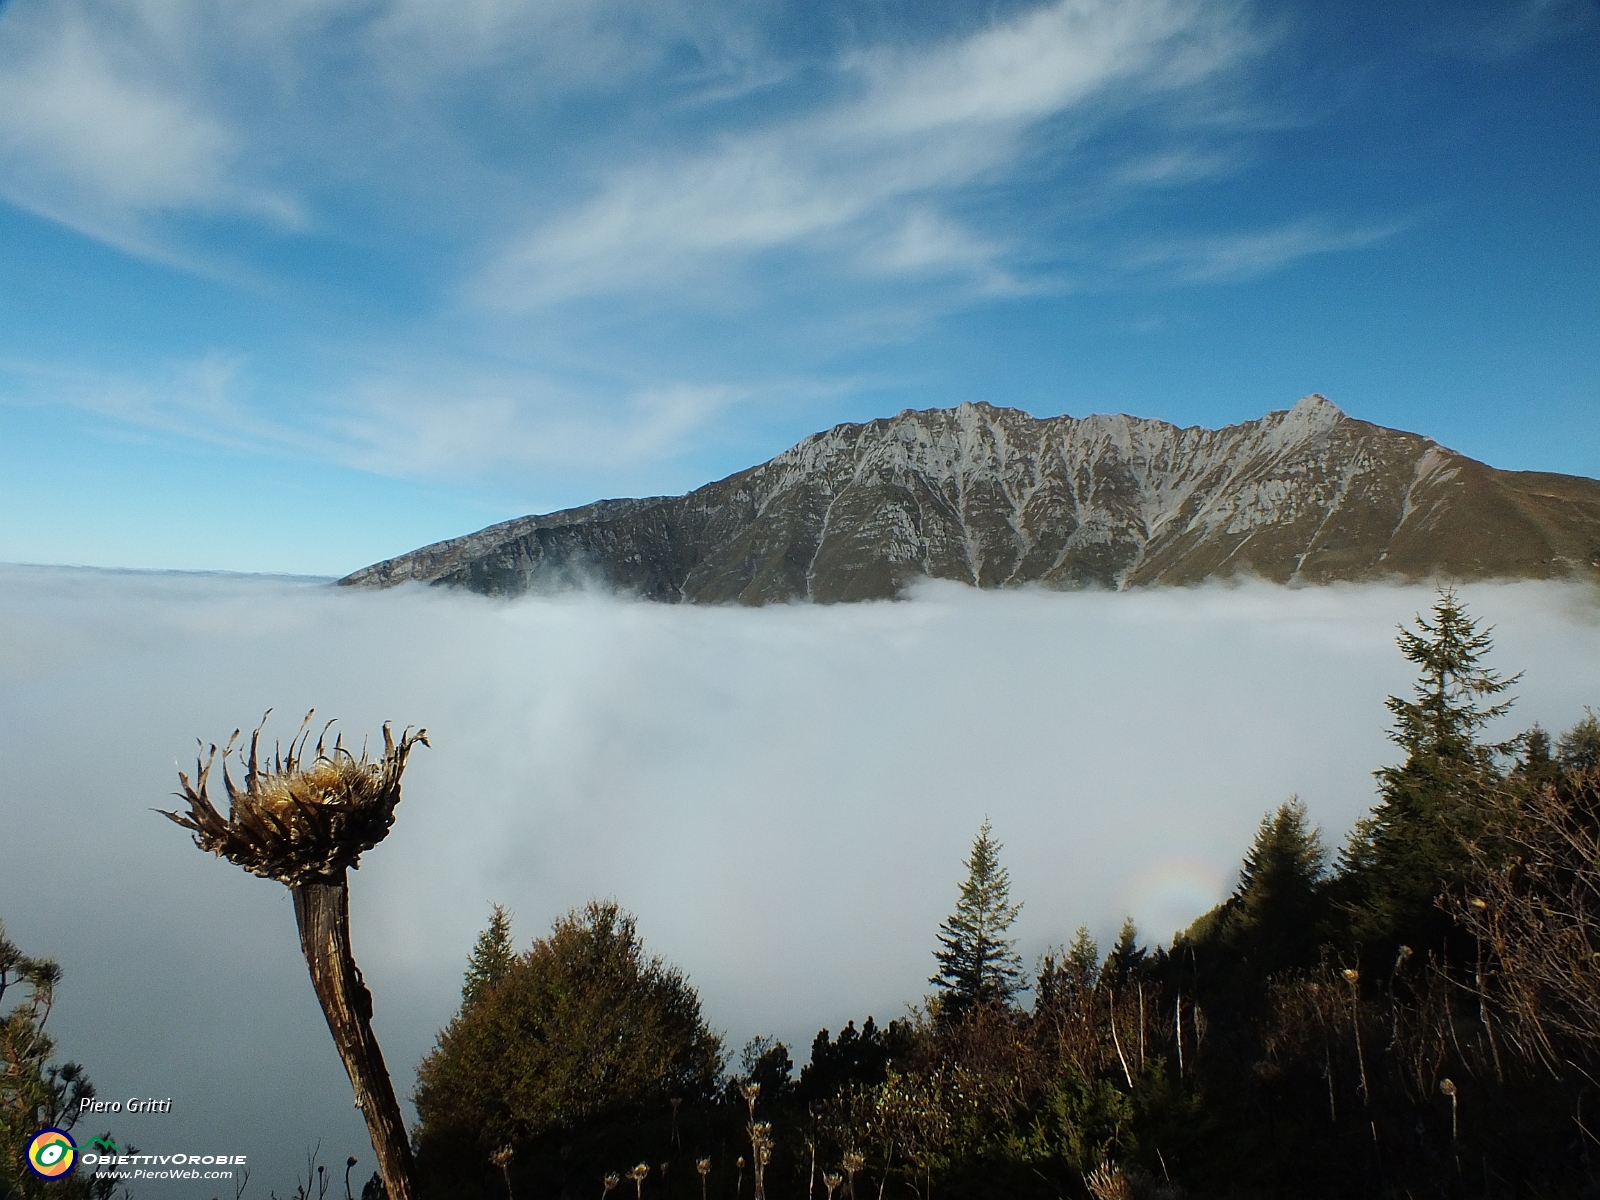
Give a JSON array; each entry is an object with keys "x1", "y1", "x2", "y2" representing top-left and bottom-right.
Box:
[{"x1": 341, "y1": 396, "x2": 1600, "y2": 602}]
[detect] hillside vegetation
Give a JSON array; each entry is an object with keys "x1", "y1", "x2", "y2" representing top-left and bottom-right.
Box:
[{"x1": 410, "y1": 589, "x2": 1600, "y2": 1200}]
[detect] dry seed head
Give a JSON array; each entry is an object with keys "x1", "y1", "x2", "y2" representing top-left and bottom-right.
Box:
[
  {"x1": 159, "y1": 711, "x2": 427, "y2": 886},
  {"x1": 604, "y1": 1173, "x2": 621, "y2": 1193},
  {"x1": 842, "y1": 1151, "x2": 865, "y2": 1174},
  {"x1": 1440, "y1": 1078, "x2": 1457, "y2": 1097},
  {"x1": 1084, "y1": 1162, "x2": 1135, "y2": 1200},
  {"x1": 695, "y1": 1159, "x2": 711, "y2": 1177},
  {"x1": 629, "y1": 1164, "x2": 649, "y2": 1182},
  {"x1": 490, "y1": 1146, "x2": 514, "y2": 1167}
]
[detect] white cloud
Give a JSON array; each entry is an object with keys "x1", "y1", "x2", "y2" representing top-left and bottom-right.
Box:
[
  {"x1": 0, "y1": 4, "x2": 300, "y2": 256},
  {"x1": 1109, "y1": 147, "x2": 1240, "y2": 188},
  {"x1": 1426, "y1": 0, "x2": 1597, "y2": 60},
  {"x1": 0, "y1": 0, "x2": 750, "y2": 264},
  {"x1": 364, "y1": 0, "x2": 754, "y2": 93},
  {"x1": 1128, "y1": 215, "x2": 1406, "y2": 283},
  {"x1": 327, "y1": 374, "x2": 747, "y2": 478},
  {"x1": 0, "y1": 350, "x2": 750, "y2": 482},
  {"x1": 2, "y1": 569, "x2": 1595, "y2": 1189},
  {"x1": 0, "y1": 0, "x2": 1387, "y2": 320},
  {"x1": 476, "y1": 0, "x2": 1261, "y2": 306},
  {"x1": 0, "y1": 352, "x2": 315, "y2": 454}
]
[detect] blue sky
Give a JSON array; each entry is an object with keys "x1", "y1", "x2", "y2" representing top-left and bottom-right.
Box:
[{"x1": 0, "y1": 0, "x2": 1595, "y2": 575}]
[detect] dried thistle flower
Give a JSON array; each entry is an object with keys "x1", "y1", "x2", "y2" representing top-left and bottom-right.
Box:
[
  {"x1": 160, "y1": 710, "x2": 428, "y2": 1200},
  {"x1": 841, "y1": 1151, "x2": 865, "y2": 1200},
  {"x1": 822, "y1": 1171, "x2": 843, "y2": 1199},
  {"x1": 1440, "y1": 1077, "x2": 1460, "y2": 1140},
  {"x1": 490, "y1": 1145, "x2": 514, "y2": 1200},
  {"x1": 160, "y1": 710, "x2": 428, "y2": 886},
  {"x1": 1084, "y1": 1162, "x2": 1136, "y2": 1200}
]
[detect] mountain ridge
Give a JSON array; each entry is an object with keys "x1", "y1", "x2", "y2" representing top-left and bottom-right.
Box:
[{"x1": 341, "y1": 396, "x2": 1600, "y2": 602}]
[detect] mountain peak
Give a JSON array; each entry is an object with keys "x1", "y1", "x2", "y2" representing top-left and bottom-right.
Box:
[
  {"x1": 1276, "y1": 392, "x2": 1345, "y2": 439},
  {"x1": 341, "y1": 397, "x2": 1600, "y2": 602},
  {"x1": 1292, "y1": 392, "x2": 1342, "y2": 416}
]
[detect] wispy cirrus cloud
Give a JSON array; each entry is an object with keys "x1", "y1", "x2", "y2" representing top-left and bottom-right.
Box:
[
  {"x1": 474, "y1": 0, "x2": 1266, "y2": 307},
  {"x1": 0, "y1": 0, "x2": 1473, "y2": 507},
  {"x1": 0, "y1": 0, "x2": 1398, "y2": 322},
  {"x1": 0, "y1": 5, "x2": 301, "y2": 262},
  {"x1": 1127, "y1": 215, "x2": 1406, "y2": 284},
  {"x1": 0, "y1": 348, "x2": 757, "y2": 484},
  {"x1": 1424, "y1": 0, "x2": 1597, "y2": 60},
  {"x1": 0, "y1": 353, "x2": 313, "y2": 455},
  {"x1": 327, "y1": 374, "x2": 750, "y2": 478},
  {"x1": 0, "y1": 0, "x2": 755, "y2": 266}
]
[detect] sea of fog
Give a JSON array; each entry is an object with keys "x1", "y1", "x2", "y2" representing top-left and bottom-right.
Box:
[{"x1": 1, "y1": 565, "x2": 1596, "y2": 1193}]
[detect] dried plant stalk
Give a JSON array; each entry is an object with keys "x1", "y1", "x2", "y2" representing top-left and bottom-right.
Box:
[{"x1": 160, "y1": 711, "x2": 428, "y2": 1200}]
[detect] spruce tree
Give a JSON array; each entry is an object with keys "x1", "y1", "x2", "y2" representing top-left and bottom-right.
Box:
[
  {"x1": 1067, "y1": 926, "x2": 1100, "y2": 985},
  {"x1": 1557, "y1": 709, "x2": 1600, "y2": 772},
  {"x1": 462, "y1": 904, "x2": 515, "y2": 1010},
  {"x1": 1382, "y1": 587, "x2": 1519, "y2": 764},
  {"x1": 930, "y1": 820, "x2": 1024, "y2": 1019},
  {"x1": 1340, "y1": 588, "x2": 1519, "y2": 951},
  {"x1": 1102, "y1": 917, "x2": 1146, "y2": 986},
  {"x1": 1226, "y1": 799, "x2": 1328, "y2": 977}
]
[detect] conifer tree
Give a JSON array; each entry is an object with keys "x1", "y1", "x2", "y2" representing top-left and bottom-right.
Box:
[
  {"x1": 1102, "y1": 918, "x2": 1145, "y2": 984},
  {"x1": 1341, "y1": 588, "x2": 1519, "y2": 950},
  {"x1": 414, "y1": 900, "x2": 722, "y2": 1181},
  {"x1": 462, "y1": 905, "x2": 515, "y2": 1010},
  {"x1": 1382, "y1": 587, "x2": 1519, "y2": 765},
  {"x1": 1557, "y1": 709, "x2": 1600, "y2": 772},
  {"x1": 1517, "y1": 725, "x2": 1560, "y2": 786},
  {"x1": 1067, "y1": 926, "x2": 1100, "y2": 985},
  {"x1": 930, "y1": 820, "x2": 1024, "y2": 1019},
  {"x1": 0, "y1": 922, "x2": 109, "y2": 1200},
  {"x1": 1225, "y1": 799, "x2": 1328, "y2": 977}
]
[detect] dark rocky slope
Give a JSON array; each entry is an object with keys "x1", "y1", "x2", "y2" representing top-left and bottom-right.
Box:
[{"x1": 341, "y1": 396, "x2": 1600, "y2": 602}]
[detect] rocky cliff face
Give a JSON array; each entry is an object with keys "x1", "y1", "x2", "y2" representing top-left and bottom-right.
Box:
[{"x1": 341, "y1": 396, "x2": 1600, "y2": 602}]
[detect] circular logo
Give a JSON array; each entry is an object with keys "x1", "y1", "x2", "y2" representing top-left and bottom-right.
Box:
[{"x1": 27, "y1": 1128, "x2": 77, "y2": 1179}]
